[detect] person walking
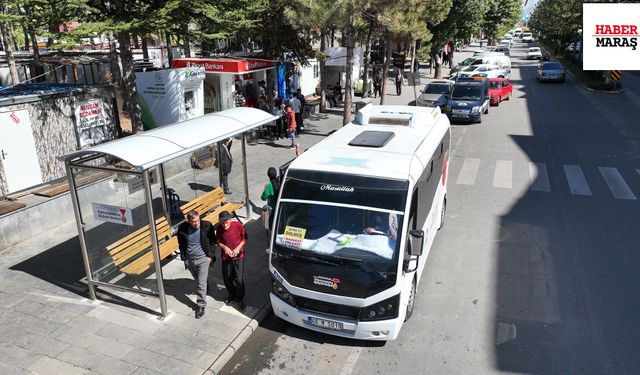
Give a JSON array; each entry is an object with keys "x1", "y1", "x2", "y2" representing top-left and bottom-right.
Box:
[
  {"x1": 215, "y1": 211, "x2": 247, "y2": 310},
  {"x1": 285, "y1": 104, "x2": 297, "y2": 149},
  {"x1": 289, "y1": 93, "x2": 302, "y2": 135},
  {"x1": 220, "y1": 139, "x2": 233, "y2": 194},
  {"x1": 395, "y1": 68, "x2": 403, "y2": 95},
  {"x1": 272, "y1": 97, "x2": 284, "y2": 140},
  {"x1": 177, "y1": 210, "x2": 216, "y2": 319},
  {"x1": 261, "y1": 167, "x2": 281, "y2": 231},
  {"x1": 295, "y1": 89, "x2": 305, "y2": 131}
]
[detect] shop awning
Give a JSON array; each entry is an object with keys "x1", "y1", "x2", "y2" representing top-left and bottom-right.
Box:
[
  {"x1": 172, "y1": 57, "x2": 275, "y2": 74},
  {"x1": 58, "y1": 107, "x2": 277, "y2": 171}
]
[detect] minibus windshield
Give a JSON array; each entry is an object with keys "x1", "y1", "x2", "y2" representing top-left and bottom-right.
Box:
[{"x1": 275, "y1": 202, "x2": 402, "y2": 265}]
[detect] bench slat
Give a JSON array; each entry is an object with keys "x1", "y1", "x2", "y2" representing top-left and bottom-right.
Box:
[{"x1": 119, "y1": 237, "x2": 178, "y2": 275}]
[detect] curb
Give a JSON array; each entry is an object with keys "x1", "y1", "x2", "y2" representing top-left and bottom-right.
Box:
[{"x1": 205, "y1": 301, "x2": 272, "y2": 375}]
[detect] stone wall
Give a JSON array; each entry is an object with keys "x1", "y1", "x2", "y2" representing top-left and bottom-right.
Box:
[{"x1": 0, "y1": 86, "x2": 118, "y2": 196}]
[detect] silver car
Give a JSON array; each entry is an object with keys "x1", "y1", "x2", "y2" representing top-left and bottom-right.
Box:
[{"x1": 537, "y1": 62, "x2": 566, "y2": 82}]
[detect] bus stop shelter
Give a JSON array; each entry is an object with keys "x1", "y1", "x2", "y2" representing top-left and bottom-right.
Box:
[{"x1": 58, "y1": 107, "x2": 277, "y2": 318}]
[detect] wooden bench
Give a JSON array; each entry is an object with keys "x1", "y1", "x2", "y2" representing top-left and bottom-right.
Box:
[
  {"x1": 106, "y1": 216, "x2": 178, "y2": 276},
  {"x1": 104, "y1": 188, "x2": 243, "y2": 277},
  {"x1": 179, "y1": 187, "x2": 244, "y2": 221}
]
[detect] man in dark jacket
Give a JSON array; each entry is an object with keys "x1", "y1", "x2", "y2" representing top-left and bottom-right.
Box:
[
  {"x1": 220, "y1": 139, "x2": 233, "y2": 194},
  {"x1": 177, "y1": 210, "x2": 216, "y2": 318}
]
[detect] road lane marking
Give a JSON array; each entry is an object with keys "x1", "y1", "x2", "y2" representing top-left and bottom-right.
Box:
[
  {"x1": 599, "y1": 167, "x2": 637, "y2": 200},
  {"x1": 339, "y1": 347, "x2": 362, "y2": 375},
  {"x1": 563, "y1": 164, "x2": 592, "y2": 196},
  {"x1": 529, "y1": 162, "x2": 551, "y2": 192},
  {"x1": 456, "y1": 158, "x2": 480, "y2": 185},
  {"x1": 493, "y1": 160, "x2": 512, "y2": 189},
  {"x1": 636, "y1": 168, "x2": 640, "y2": 177}
]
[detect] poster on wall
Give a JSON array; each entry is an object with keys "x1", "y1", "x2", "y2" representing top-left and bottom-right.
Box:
[
  {"x1": 92, "y1": 202, "x2": 134, "y2": 226},
  {"x1": 74, "y1": 99, "x2": 110, "y2": 147}
]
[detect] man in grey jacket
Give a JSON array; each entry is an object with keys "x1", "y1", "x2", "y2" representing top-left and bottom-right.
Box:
[{"x1": 177, "y1": 210, "x2": 216, "y2": 318}]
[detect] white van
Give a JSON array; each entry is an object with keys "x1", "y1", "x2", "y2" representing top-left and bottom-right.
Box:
[
  {"x1": 452, "y1": 53, "x2": 511, "y2": 73},
  {"x1": 522, "y1": 32, "x2": 533, "y2": 42},
  {"x1": 269, "y1": 104, "x2": 451, "y2": 341}
]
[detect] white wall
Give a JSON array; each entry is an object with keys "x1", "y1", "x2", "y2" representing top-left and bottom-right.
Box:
[{"x1": 299, "y1": 59, "x2": 320, "y2": 96}]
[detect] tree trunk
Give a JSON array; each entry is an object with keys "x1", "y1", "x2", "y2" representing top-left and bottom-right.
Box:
[
  {"x1": 330, "y1": 29, "x2": 335, "y2": 47},
  {"x1": 23, "y1": 27, "x2": 29, "y2": 51},
  {"x1": 165, "y1": 32, "x2": 173, "y2": 68},
  {"x1": 342, "y1": 14, "x2": 354, "y2": 126},
  {"x1": 409, "y1": 40, "x2": 416, "y2": 73},
  {"x1": 319, "y1": 30, "x2": 327, "y2": 113},
  {"x1": 47, "y1": 22, "x2": 56, "y2": 47},
  {"x1": 0, "y1": 22, "x2": 20, "y2": 85},
  {"x1": 431, "y1": 50, "x2": 442, "y2": 79},
  {"x1": 182, "y1": 23, "x2": 191, "y2": 57},
  {"x1": 9, "y1": 25, "x2": 18, "y2": 51},
  {"x1": 141, "y1": 35, "x2": 149, "y2": 60},
  {"x1": 362, "y1": 20, "x2": 373, "y2": 98},
  {"x1": 108, "y1": 33, "x2": 122, "y2": 87},
  {"x1": 133, "y1": 34, "x2": 140, "y2": 49},
  {"x1": 117, "y1": 31, "x2": 143, "y2": 133},
  {"x1": 380, "y1": 30, "x2": 392, "y2": 105}
]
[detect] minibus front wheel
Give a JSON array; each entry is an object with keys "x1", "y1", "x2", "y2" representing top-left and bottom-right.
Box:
[{"x1": 405, "y1": 278, "x2": 416, "y2": 322}]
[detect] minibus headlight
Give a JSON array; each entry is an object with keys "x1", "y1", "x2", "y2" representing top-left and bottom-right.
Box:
[
  {"x1": 471, "y1": 106, "x2": 480, "y2": 113},
  {"x1": 359, "y1": 294, "x2": 399, "y2": 321},
  {"x1": 445, "y1": 105, "x2": 452, "y2": 113},
  {"x1": 272, "y1": 275, "x2": 295, "y2": 306}
]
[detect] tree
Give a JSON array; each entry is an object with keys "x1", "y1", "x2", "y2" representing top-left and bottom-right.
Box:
[
  {"x1": 0, "y1": 2, "x2": 21, "y2": 85},
  {"x1": 482, "y1": 0, "x2": 520, "y2": 45}
]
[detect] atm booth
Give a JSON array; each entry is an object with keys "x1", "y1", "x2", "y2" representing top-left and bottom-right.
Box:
[{"x1": 172, "y1": 57, "x2": 277, "y2": 113}]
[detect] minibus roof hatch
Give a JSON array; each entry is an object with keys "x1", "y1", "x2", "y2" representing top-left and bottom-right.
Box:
[{"x1": 348, "y1": 130, "x2": 395, "y2": 148}]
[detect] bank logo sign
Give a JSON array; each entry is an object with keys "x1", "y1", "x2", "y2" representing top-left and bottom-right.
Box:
[{"x1": 583, "y1": 4, "x2": 640, "y2": 70}]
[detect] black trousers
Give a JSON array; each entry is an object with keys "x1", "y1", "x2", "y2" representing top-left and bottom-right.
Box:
[{"x1": 222, "y1": 258, "x2": 245, "y2": 301}]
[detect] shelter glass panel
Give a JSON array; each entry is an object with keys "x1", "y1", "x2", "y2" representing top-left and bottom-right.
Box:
[{"x1": 72, "y1": 166, "x2": 162, "y2": 294}]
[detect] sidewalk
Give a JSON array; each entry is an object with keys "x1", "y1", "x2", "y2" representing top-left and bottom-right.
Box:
[{"x1": 0, "y1": 80, "x2": 424, "y2": 375}]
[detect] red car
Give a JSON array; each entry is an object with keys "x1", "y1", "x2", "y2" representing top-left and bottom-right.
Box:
[{"x1": 489, "y1": 78, "x2": 512, "y2": 106}]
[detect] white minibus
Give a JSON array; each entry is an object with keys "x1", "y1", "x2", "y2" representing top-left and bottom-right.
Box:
[{"x1": 268, "y1": 104, "x2": 451, "y2": 340}]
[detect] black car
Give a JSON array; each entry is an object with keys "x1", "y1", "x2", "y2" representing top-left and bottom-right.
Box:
[{"x1": 416, "y1": 80, "x2": 454, "y2": 110}]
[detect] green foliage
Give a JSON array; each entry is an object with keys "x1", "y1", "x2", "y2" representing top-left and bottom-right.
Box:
[
  {"x1": 529, "y1": 0, "x2": 582, "y2": 45},
  {"x1": 482, "y1": 0, "x2": 521, "y2": 42}
]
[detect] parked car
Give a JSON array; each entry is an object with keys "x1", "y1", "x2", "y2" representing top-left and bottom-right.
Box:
[
  {"x1": 450, "y1": 53, "x2": 510, "y2": 74},
  {"x1": 527, "y1": 47, "x2": 542, "y2": 60},
  {"x1": 537, "y1": 62, "x2": 566, "y2": 82},
  {"x1": 522, "y1": 32, "x2": 533, "y2": 43},
  {"x1": 499, "y1": 39, "x2": 512, "y2": 48},
  {"x1": 493, "y1": 46, "x2": 510, "y2": 57},
  {"x1": 457, "y1": 64, "x2": 509, "y2": 79},
  {"x1": 416, "y1": 80, "x2": 454, "y2": 109},
  {"x1": 474, "y1": 46, "x2": 498, "y2": 55},
  {"x1": 488, "y1": 78, "x2": 512, "y2": 106},
  {"x1": 444, "y1": 77, "x2": 490, "y2": 123}
]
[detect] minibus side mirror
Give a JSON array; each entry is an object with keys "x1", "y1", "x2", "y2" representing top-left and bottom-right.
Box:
[{"x1": 409, "y1": 230, "x2": 424, "y2": 256}]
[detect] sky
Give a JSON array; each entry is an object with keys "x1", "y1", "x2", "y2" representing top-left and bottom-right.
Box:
[{"x1": 523, "y1": 0, "x2": 541, "y2": 19}]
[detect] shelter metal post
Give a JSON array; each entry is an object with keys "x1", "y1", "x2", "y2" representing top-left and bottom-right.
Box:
[
  {"x1": 241, "y1": 133, "x2": 250, "y2": 218},
  {"x1": 65, "y1": 163, "x2": 97, "y2": 301},
  {"x1": 157, "y1": 165, "x2": 170, "y2": 223},
  {"x1": 143, "y1": 172, "x2": 169, "y2": 318},
  {"x1": 216, "y1": 141, "x2": 224, "y2": 191}
]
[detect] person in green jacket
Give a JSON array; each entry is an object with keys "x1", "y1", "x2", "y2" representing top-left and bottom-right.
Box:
[{"x1": 261, "y1": 167, "x2": 281, "y2": 230}]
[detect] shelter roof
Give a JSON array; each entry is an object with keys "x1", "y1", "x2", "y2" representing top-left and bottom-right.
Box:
[{"x1": 58, "y1": 107, "x2": 278, "y2": 171}]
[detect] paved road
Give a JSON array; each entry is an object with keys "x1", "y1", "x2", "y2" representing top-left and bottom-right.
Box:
[{"x1": 221, "y1": 40, "x2": 640, "y2": 375}]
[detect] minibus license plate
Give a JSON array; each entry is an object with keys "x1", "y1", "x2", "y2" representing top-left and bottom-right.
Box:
[{"x1": 308, "y1": 316, "x2": 343, "y2": 331}]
